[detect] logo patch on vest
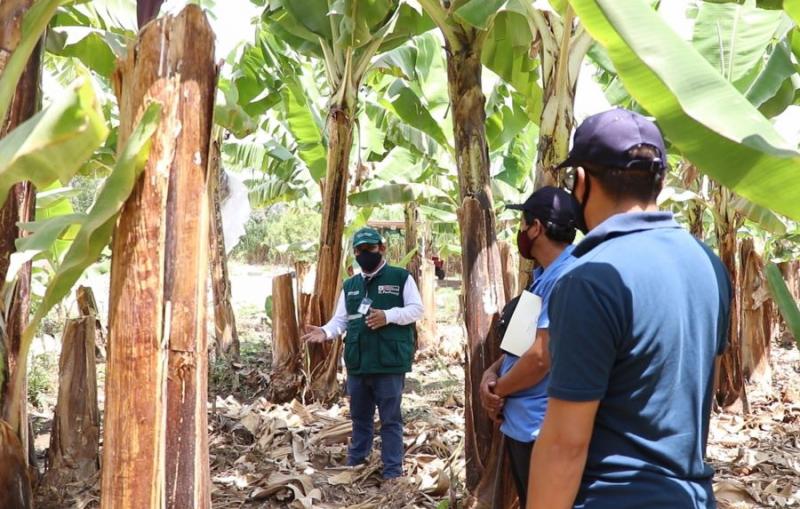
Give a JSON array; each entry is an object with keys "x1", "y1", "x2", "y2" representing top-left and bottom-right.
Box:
[
  {"x1": 347, "y1": 290, "x2": 360, "y2": 296},
  {"x1": 378, "y1": 284, "x2": 401, "y2": 296}
]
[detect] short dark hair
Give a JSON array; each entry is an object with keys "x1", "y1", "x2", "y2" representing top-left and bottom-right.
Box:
[
  {"x1": 586, "y1": 145, "x2": 665, "y2": 202},
  {"x1": 523, "y1": 211, "x2": 577, "y2": 244}
]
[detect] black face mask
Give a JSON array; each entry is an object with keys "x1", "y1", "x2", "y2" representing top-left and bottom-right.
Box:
[
  {"x1": 356, "y1": 250, "x2": 382, "y2": 273},
  {"x1": 574, "y1": 176, "x2": 590, "y2": 234}
]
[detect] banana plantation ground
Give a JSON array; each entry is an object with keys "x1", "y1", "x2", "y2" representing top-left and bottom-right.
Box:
[{"x1": 25, "y1": 262, "x2": 800, "y2": 509}]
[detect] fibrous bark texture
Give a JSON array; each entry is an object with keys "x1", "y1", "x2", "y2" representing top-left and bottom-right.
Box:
[{"x1": 102, "y1": 6, "x2": 216, "y2": 508}]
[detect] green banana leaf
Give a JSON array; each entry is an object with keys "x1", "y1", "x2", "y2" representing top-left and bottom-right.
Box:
[
  {"x1": 691, "y1": 2, "x2": 784, "y2": 86},
  {"x1": 765, "y1": 263, "x2": 800, "y2": 348},
  {"x1": 34, "y1": 184, "x2": 81, "y2": 265},
  {"x1": 0, "y1": 79, "x2": 108, "y2": 210},
  {"x1": 787, "y1": 1, "x2": 800, "y2": 25},
  {"x1": 21, "y1": 102, "x2": 160, "y2": 338},
  {"x1": 745, "y1": 39, "x2": 796, "y2": 110},
  {"x1": 453, "y1": 0, "x2": 528, "y2": 30},
  {"x1": 730, "y1": 195, "x2": 787, "y2": 234},
  {"x1": 379, "y1": 80, "x2": 450, "y2": 149},
  {"x1": 349, "y1": 182, "x2": 448, "y2": 206},
  {"x1": 281, "y1": 79, "x2": 328, "y2": 181},
  {"x1": 569, "y1": 0, "x2": 800, "y2": 221},
  {"x1": 0, "y1": 0, "x2": 63, "y2": 125},
  {"x1": 374, "y1": 146, "x2": 420, "y2": 182},
  {"x1": 45, "y1": 26, "x2": 129, "y2": 78}
]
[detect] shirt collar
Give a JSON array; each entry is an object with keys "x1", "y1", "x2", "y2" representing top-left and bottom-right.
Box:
[
  {"x1": 574, "y1": 211, "x2": 680, "y2": 257},
  {"x1": 530, "y1": 244, "x2": 576, "y2": 290}
]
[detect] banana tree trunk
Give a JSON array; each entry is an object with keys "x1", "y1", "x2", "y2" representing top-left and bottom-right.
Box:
[
  {"x1": 739, "y1": 239, "x2": 772, "y2": 394},
  {"x1": 0, "y1": 419, "x2": 31, "y2": 509},
  {"x1": 102, "y1": 7, "x2": 215, "y2": 508},
  {"x1": 41, "y1": 288, "x2": 100, "y2": 496},
  {"x1": 404, "y1": 201, "x2": 421, "y2": 279},
  {"x1": 306, "y1": 102, "x2": 354, "y2": 402},
  {"x1": 445, "y1": 31, "x2": 507, "y2": 507},
  {"x1": 0, "y1": 0, "x2": 42, "y2": 480},
  {"x1": 266, "y1": 272, "x2": 303, "y2": 403},
  {"x1": 137, "y1": 0, "x2": 165, "y2": 28},
  {"x1": 713, "y1": 187, "x2": 745, "y2": 409},
  {"x1": 208, "y1": 138, "x2": 239, "y2": 360},
  {"x1": 404, "y1": 202, "x2": 436, "y2": 351},
  {"x1": 680, "y1": 163, "x2": 705, "y2": 239},
  {"x1": 532, "y1": 10, "x2": 581, "y2": 190},
  {"x1": 520, "y1": 8, "x2": 590, "y2": 290}
]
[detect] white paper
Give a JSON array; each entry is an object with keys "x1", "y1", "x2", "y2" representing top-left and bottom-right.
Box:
[{"x1": 500, "y1": 291, "x2": 542, "y2": 357}]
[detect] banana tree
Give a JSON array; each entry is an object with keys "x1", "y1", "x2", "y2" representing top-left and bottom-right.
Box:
[
  {"x1": 263, "y1": 0, "x2": 431, "y2": 402},
  {"x1": 569, "y1": 0, "x2": 800, "y2": 408},
  {"x1": 0, "y1": 0, "x2": 64, "y2": 469},
  {"x1": 413, "y1": 1, "x2": 548, "y2": 503}
]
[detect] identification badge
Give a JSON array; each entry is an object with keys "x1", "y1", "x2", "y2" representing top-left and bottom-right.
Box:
[{"x1": 357, "y1": 297, "x2": 373, "y2": 315}]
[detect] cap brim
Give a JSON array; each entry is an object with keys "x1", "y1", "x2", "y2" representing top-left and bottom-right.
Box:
[
  {"x1": 505, "y1": 203, "x2": 526, "y2": 211},
  {"x1": 555, "y1": 156, "x2": 576, "y2": 169},
  {"x1": 353, "y1": 239, "x2": 381, "y2": 247}
]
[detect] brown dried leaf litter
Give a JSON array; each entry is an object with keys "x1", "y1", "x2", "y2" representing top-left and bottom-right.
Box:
[
  {"x1": 31, "y1": 330, "x2": 800, "y2": 508},
  {"x1": 209, "y1": 356, "x2": 466, "y2": 509}
]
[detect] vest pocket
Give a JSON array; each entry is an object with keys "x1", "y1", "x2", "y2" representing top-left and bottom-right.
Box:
[
  {"x1": 344, "y1": 334, "x2": 361, "y2": 370},
  {"x1": 378, "y1": 333, "x2": 411, "y2": 368}
]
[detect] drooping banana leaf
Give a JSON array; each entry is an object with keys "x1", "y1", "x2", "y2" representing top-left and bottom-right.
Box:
[
  {"x1": 349, "y1": 182, "x2": 448, "y2": 206},
  {"x1": 0, "y1": 0, "x2": 63, "y2": 125},
  {"x1": 765, "y1": 263, "x2": 800, "y2": 348},
  {"x1": 0, "y1": 79, "x2": 108, "y2": 210},
  {"x1": 379, "y1": 80, "x2": 450, "y2": 149},
  {"x1": 691, "y1": 2, "x2": 784, "y2": 87},
  {"x1": 45, "y1": 25, "x2": 129, "y2": 78},
  {"x1": 569, "y1": 0, "x2": 800, "y2": 221},
  {"x1": 20, "y1": 102, "x2": 160, "y2": 334}
]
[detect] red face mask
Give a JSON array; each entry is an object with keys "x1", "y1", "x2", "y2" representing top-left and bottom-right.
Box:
[{"x1": 516, "y1": 227, "x2": 536, "y2": 260}]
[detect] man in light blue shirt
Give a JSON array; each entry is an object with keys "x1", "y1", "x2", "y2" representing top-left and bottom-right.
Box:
[{"x1": 480, "y1": 186, "x2": 579, "y2": 506}]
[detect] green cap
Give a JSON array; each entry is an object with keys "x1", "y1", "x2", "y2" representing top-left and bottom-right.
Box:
[{"x1": 352, "y1": 227, "x2": 383, "y2": 247}]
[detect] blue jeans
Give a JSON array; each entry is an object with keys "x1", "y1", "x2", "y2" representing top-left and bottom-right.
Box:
[{"x1": 346, "y1": 373, "x2": 405, "y2": 478}]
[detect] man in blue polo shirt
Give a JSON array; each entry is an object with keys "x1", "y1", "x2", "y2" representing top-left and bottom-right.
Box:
[
  {"x1": 527, "y1": 109, "x2": 731, "y2": 509},
  {"x1": 479, "y1": 186, "x2": 579, "y2": 506}
]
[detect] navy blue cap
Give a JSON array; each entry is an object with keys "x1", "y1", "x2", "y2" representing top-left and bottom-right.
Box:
[
  {"x1": 506, "y1": 186, "x2": 578, "y2": 228},
  {"x1": 556, "y1": 108, "x2": 666, "y2": 171}
]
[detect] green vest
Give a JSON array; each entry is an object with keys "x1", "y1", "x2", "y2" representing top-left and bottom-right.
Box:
[{"x1": 342, "y1": 264, "x2": 415, "y2": 375}]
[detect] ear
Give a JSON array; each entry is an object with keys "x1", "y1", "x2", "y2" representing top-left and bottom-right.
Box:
[
  {"x1": 574, "y1": 167, "x2": 587, "y2": 200},
  {"x1": 379, "y1": 243, "x2": 387, "y2": 253},
  {"x1": 527, "y1": 218, "x2": 543, "y2": 238}
]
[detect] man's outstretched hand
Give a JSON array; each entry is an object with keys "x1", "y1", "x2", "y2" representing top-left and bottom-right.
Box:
[{"x1": 301, "y1": 325, "x2": 327, "y2": 343}]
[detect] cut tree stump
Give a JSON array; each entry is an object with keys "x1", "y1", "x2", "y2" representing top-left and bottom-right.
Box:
[
  {"x1": 266, "y1": 272, "x2": 303, "y2": 403},
  {"x1": 417, "y1": 259, "x2": 437, "y2": 353},
  {"x1": 40, "y1": 297, "x2": 100, "y2": 503},
  {"x1": 76, "y1": 286, "x2": 106, "y2": 360},
  {"x1": 0, "y1": 419, "x2": 31, "y2": 509},
  {"x1": 102, "y1": 6, "x2": 215, "y2": 509}
]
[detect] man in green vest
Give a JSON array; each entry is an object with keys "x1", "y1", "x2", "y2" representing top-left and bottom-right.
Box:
[{"x1": 302, "y1": 227, "x2": 424, "y2": 480}]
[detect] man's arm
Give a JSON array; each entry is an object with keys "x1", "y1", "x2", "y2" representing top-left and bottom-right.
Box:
[
  {"x1": 494, "y1": 329, "x2": 549, "y2": 398},
  {"x1": 383, "y1": 274, "x2": 424, "y2": 324},
  {"x1": 527, "y1": 398, "x2": 599, "y2": 509},
  {"x1": 302, "y1": 290, "x2": 347, "y2": 342}
]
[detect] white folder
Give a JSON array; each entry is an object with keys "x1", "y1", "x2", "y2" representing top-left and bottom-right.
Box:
[{"x1": 500, "y1": 290, "x2": 542, "y2": 357}]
